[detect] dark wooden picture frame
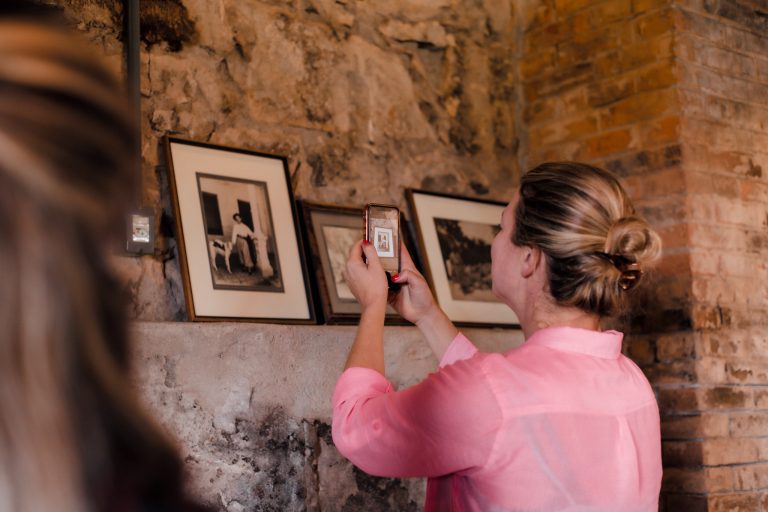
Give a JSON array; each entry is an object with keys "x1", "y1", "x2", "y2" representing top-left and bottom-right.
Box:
[
  {"x1": 406, "y1": 189, "x2": 519, "y2": 328},
  {"x1": 165, "y1": 136, "x2": 315, "y2": 323},
  {"x1": 299, "y1": 201, "x2": 409, "y2": 325}
]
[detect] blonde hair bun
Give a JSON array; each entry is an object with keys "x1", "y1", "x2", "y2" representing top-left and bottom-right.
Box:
[{"x1": 513, "y1": 162, "x2": 662, "y2": 316}]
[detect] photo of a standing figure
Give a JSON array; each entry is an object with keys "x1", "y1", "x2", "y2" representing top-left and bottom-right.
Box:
[{"x1": 198, "y1": 174, "x2": 283, "y2": 292}]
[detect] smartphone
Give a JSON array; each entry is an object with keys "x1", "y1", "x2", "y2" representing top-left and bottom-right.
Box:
[{"x1": 364, "y1": 203, "x2": 401, "y2": 289}]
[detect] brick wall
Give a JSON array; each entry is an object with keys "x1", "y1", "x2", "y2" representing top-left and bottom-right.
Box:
[
  {"x1": 668, "y1": 1, "x2": 768, "y2": 510},
  {"x1": 516, "y1": 0, "x2": 768, "y2": 509}
]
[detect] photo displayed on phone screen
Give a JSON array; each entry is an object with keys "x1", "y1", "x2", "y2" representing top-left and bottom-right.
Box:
[{"x1": 366, "y1": 204, "x2": 400, "y2": 274}]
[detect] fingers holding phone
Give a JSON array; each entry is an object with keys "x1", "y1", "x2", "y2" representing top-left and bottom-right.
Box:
[
  {"x1": 364, "y1": 203, "x2": 401, "y2": 291},
  {"x1": 343, "y1": 239, "x2": 388, "y2": 310},
  {"x1": 388, "y1": 242, "x2": 439, "y2": 324}
]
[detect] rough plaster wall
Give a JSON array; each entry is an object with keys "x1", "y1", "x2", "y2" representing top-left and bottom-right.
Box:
[
  {"x1": 133, "y1": 323, "x2": 522, "y2": 510},
  {"x1": 123, "y1": 0, "x2": 516, "y2": 321}
]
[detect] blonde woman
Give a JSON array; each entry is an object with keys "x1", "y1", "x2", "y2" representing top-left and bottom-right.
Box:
[
  {"x1": 0, "y1": 14, "x2": 208, "y2": 512},
  {"x1": 333, "y1": 162, "x2": 663, "y2": 511}
]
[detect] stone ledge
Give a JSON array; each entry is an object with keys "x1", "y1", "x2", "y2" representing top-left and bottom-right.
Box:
[{"x1": 130, "y1": 321, "x2": 523, "y2": 421}]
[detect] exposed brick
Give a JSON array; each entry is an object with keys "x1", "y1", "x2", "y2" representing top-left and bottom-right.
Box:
[
  {"x1": 653, "y1": 223, "x2": 689, "y2": 251},
  {"x1": 635, "y1": 7, "x2": 676, "y2": 38},
  {"x1": 663, "y1": 467, "x2": 707, "y2": 493},
  {"x1": 625, "y1": 335, "x2": 656, "y2": 365},
  {"x1": 579, "y1": 129, "x2": 632, "y2": 159},
  {"x1": 701, "y1": 386, "x2": 751, "y2": 410},
  {"x1": 633, "y1": 0, "x2": 672, "y2": 14},
  {"x1": 663, "y1": 439, "x2": 704, "y2": 466},
  {"x1": 732, "y1": 463, "x2": 768, "y2": 492},
  {"x1": 664, "y1": 466, "x2": 734, "y2": 493},
  {"x1": 661, "y1": 413, "x2": 730, "y2": 439},
  {"x1": 663, "y1": 493, "x2": 707, "y2": 512},
  {"x1": 708, "y1": 492, "x2": 761, "y2": 512},
  {"x1": 639, "y1": 115, "x2": 680, "y2": 146},
  {"x1": 698, "y1": 45, "x2": 758, "y2": 81},
  {"x1": 519, "y1": 49, "x2": 556, "y2": 80},
  {"x1": 703, "y1": 437, "x2": 761, "y2": 465},
  {"x1": 557, "y1": 32, "x2": 618, "y2": 68},
  {"x1": 644, "y1": 360, "x2": 697, "y2": 384},
  {"x1": 600, "y1": 88, "x2": 678, "y2": 128},
  {"x1": 604, "y1": 144, "x2": 683, "y2": 176},
  {"x1": 658, "y1": 387, "x2": 698, "y2": 413},
  {"x1": 620, "y1": 34, "x2": 674, "y2": 72},
  {"x1": 589, "y1": 0, "x2": 633, "y2": 25},
  {"x1": 755, "y1": 389, "x2": 768, "y2": 409},
  {"x1": 635, "y1": 61, "x2": 677, "y2": 91},
  {"x1": 587, "y1": 76, "x2": 636, "y2": 108},
  {"x1": 553, "y1": 0, "x2": 593, "y2": 15},
  {"x1": 656, "y1": 332, "x2": 696, "y2": 361},
  {"x1": 730, "y1": 412, "x2": 768, "y2": 437},
  {"x1": 525, "y1": 20, "x2": 573, "y2": 53},
  {"x1": 690, "y1": 251, "x2": 719, "y2": 276},
  {"x1": 741, "y1": 181, "x2": 768, "y2": 203},
  {"x1": 697, "y1": 360, "x2": 731, "y2": 386}
]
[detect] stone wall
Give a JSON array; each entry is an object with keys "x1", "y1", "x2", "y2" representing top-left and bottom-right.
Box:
[{"x1": 129, "y1": 0, "x2": 519, "y2": 320}]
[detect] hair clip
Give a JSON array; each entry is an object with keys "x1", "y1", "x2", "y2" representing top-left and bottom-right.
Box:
[{"x1": 595, "y1": 252, "x2": 643, "y2": 291}]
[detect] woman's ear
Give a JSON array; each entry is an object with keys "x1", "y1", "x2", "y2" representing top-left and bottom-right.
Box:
[{"x1": 520, "y1": 245, "x2": 543, "y2": 279}]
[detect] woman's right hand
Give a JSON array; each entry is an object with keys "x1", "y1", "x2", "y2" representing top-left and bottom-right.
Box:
[{"x1": 389, "y1": 243, "x2": 440, "y2": 325}]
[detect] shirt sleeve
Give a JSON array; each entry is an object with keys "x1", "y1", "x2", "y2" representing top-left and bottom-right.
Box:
[
  {"x1": 331, "y1": 355, "x2": 502, "y2": 479},
  {"x1": 439, "y1": 332, "x2": 479, "y2": 367}
]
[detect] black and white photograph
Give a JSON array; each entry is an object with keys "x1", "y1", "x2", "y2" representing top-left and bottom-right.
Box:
[
  {"x1": 373, "y1": 226, "x2": 394, "y2": 258},
  {"x1": 406, "y1": 188, "x2": 518, "y2": 328},
  {"x1": 198, "y1": 174, "x2": 283, "y2": 292},
  {"x1": 434, "y1": 218, "x2": 499, "y2": 302},
  {"x1": 166, "y1": 137, "x2": 315, "y2": 323}
]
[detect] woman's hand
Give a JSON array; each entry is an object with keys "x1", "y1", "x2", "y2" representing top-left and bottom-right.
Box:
[
  {"x1": 343, "y1": 240, "x2": 389, "y2": 312},
  {"x1": 388, "y1": 243, "x2": 439, "y2": 325},
  {"x1": 390, "y1": 243, "x2": 458, "y2": 359}
]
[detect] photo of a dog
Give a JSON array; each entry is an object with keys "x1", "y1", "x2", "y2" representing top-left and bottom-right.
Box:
[
  {"x1": 208, "y1": 239, "x2": 233, "y2": 273},
  {"x1": 198, "y1": 174, "x2": 283, "y2": 292}
]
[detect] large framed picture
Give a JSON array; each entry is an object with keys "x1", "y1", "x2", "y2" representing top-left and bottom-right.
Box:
[
  {"x1": 406, "y1": 189, "x2": 519, "y2": 328},
  {"x1": 165, "y1": 137, "x2": 315, "y2": 323},
  {"x1": 299, "y1": 201, "x2": 406, "y2": 324}
]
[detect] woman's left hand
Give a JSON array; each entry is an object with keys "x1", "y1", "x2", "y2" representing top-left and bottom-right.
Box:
[{"x1": 343, "y1": 240, "x2": 389, "y2": 312}]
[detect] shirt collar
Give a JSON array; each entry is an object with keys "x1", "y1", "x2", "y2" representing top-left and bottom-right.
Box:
[{"x1": 523, "y1": 326, "x2": 623, "y2": 359}]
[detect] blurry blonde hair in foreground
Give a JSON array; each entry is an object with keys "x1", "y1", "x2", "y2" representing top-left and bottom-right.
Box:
[{"x1": 0, "y1": 17, "x2": 200, "y2": 512}]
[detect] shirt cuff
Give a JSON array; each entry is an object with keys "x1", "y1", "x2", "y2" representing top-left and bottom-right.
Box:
[
  {"x1": 332, "y1": 367, "x2": 394, "y2": 408},
  {"x1": 439, "y1": 332, "x2": 478, "y2": 368}
]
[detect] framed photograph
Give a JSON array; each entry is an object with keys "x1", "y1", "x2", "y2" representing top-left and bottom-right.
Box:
[
  {"x1": 299, "y1": 201, "x2": 407, "y2": 324},
  {"x1": 406, "y1": 189, "x2": 519, "y2": 328},
  {"x1": 165, "y1": 137, "x2": 315, "y2": 323}
]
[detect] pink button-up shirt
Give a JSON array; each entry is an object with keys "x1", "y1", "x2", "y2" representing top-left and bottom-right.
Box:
[{"x1": 332, "y1": 327, "x2": 662, "y2": 511}]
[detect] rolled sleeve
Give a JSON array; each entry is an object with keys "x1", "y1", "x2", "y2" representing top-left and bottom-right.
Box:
[{"x1": 331, "y1": 354, "x2": 501, "y2": 479}]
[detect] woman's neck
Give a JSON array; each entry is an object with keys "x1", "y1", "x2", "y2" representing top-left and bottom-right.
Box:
[{"x1": 520, "y1": 296, "x2": 601, "y2": 340}]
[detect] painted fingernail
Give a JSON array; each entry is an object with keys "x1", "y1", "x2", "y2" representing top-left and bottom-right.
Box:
[
  {"x1": 392, "y1": 273, "x2": 400, "y2": 281},
  {"x1": 363, "y1": 240, "x2": 371, "y2": 245}
]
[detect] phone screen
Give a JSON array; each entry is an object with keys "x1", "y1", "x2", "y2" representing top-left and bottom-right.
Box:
[{"x1": 365, "y1": 204, "x2": 400, "y2": 274}]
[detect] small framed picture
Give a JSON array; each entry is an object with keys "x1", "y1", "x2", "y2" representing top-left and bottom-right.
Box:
[
  {"x1": 165, "y1": 136, "x2": 315, "y2": 323},
  {"x1": 406, "y1": 189, "x2": 519, "y2": 328},
  {"x1": 299, "y1": 201, "x2": 406, "y2": 324}
]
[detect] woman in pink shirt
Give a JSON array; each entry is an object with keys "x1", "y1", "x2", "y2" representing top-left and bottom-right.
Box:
[{"x1": 333, "y1": 162, "x2": 663, "y2": 511}]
